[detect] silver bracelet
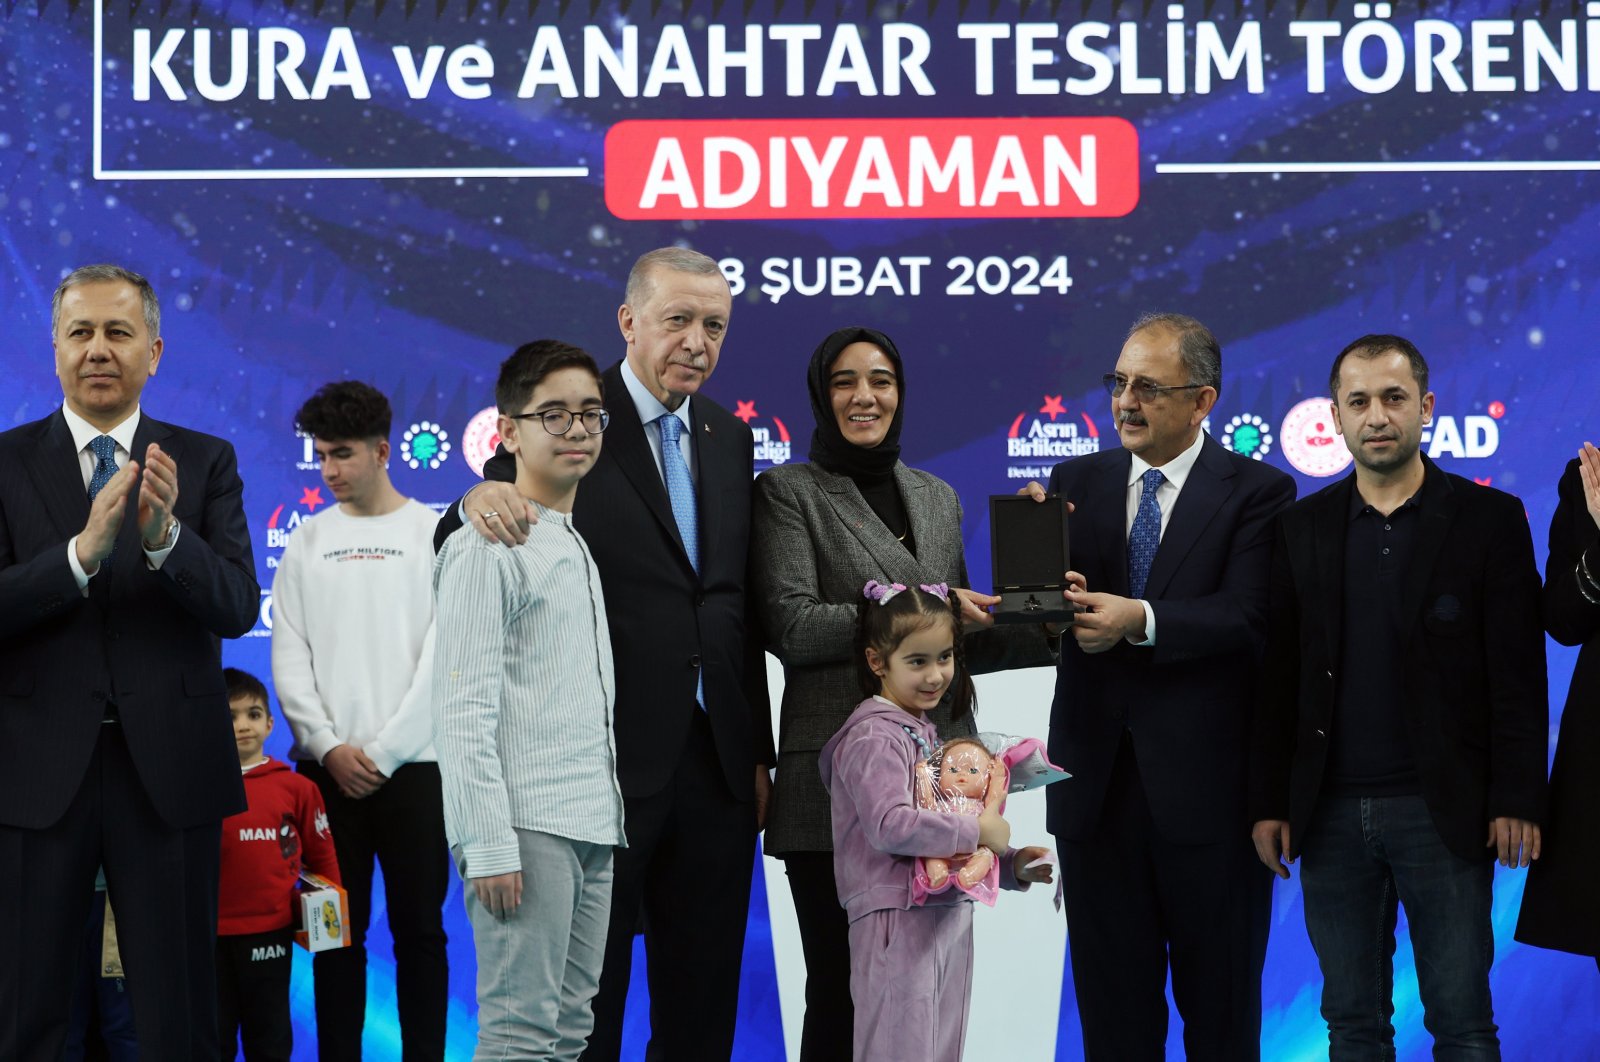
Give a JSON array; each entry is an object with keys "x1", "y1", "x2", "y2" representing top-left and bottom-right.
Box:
[{"x1": 1578, "y1": 550, "x2": 1600, "y2": 605}]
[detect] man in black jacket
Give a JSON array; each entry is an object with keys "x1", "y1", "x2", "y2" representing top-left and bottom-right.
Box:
[
  {"x1": 1251, "y1": 334, "x2": 1547, "y2": 1059},
  {"x1": 436, "y1": 247, "x2": 773, "y2": 1061}
]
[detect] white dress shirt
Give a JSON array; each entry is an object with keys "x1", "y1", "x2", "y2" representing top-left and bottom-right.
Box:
[{"x1": 618, "y1": 357, "x2": 698, "y2": 485}]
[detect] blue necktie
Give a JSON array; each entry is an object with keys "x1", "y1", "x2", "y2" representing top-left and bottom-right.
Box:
[
  {"x1": 658, "y1": 414, "x2": 705, "y2": 709},
  {"x1": 87, "y1": 435, "x2": 118, "y2": 500},
  {"x1": 1128, "y1": 468, "x2": 1166, "y2": 600}
]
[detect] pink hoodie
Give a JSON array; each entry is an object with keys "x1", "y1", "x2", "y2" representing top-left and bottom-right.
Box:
[{"x1": 821, "y1": 696, "x2": 1022, "y2": 922}]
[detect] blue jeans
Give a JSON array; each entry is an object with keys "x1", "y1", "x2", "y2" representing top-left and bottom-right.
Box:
[{"x1": 1299, "y1": 795, "x2": 1498, "y2": 1061}]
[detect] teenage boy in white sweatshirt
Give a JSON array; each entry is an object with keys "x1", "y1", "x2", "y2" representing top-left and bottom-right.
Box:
[{"x1": 271, "y1": 381, "x2": 448, "y2": 1061}]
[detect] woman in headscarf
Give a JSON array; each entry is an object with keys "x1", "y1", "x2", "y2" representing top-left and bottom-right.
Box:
[{"x1": 751, "y1": 325, "x2": 1053, "y2": 1060}]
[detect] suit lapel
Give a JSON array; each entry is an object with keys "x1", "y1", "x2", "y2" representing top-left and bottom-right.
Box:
[
  {"x1": 896, "y1": 465, "x2": 934, "y2": 566},
  {"x1": 1395, "y1": 462, "x2": 1461, "y2": 636},
  {"x1": 23, "y1": 411, "x2": 90, "y2": 540},
  {"x1": 1090, "y1": 452, "x2": 1131, "y2": 597},
  {"x1": 814, "y1": 464, "x2": 921, "y2": 584},
  {"x1": 690, "y1": 402, "x2": 725, "y2": 570},
  {"x1": 1143, "y1": 437, "x2": 1234, "y2": 600},
  {"x1": 1312, "y1": 476, "x2": 1355, "y2": 666},
  {"x1": 602, "y1": 365, "x2": 689, "y2": 565}
]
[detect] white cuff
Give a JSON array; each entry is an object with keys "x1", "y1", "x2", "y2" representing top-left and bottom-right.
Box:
[
  {"x1": 1128, "y1": 599, "x2": 1156, "y2": 645},
  {"x1": 67, "y1": 536, "x2": 94, "y2": 595}
]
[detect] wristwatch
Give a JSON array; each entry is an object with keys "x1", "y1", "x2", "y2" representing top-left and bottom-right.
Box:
[{"x1": 144, "y1": 519, "x2": 178, "y2": 552}]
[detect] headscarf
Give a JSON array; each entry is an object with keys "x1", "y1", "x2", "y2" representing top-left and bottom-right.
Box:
[{"x1": 805, "y1": 325, "x2": 906, "y2": 484}]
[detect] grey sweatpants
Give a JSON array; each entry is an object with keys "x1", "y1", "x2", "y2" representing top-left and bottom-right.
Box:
[{"x1": 458, "y1": 830, "x2": 613, "y2": 1061}]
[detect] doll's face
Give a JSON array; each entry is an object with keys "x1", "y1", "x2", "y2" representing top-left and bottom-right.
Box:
[{"x1": 939, "y1": 745, "x2": 991, "y2": 800}]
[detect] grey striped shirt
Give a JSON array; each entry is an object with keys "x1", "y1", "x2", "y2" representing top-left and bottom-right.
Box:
[{"x1": 432, "y1": 505, "x2": 624, "y2": 877}]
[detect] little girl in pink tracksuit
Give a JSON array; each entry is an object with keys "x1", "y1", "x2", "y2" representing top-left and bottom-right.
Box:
[{"x1": 820, "y1": 582, "x2": 1052, "y2": 1062}]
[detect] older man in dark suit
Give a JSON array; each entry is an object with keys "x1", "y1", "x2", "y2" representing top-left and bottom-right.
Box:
[
  {"x1": 1251, "y1": 335, "x2": 1546, "y2": 1059},
  {"x1": 1026, "y1": 312, "x2": 1295, "y2": 1060},
  {"x1": 0, "y1": 264, "x2": 259, "y2": 1059},
  {"x1": 436, "y1": 248, "x2": 772, "y2": 1061}
]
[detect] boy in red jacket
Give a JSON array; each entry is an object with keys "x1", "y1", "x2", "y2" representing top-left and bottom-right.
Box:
[{"x1": 218, "y1": 668, "x2": 341, "y2": 1060}]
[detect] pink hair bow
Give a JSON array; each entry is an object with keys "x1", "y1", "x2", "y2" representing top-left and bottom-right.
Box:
[
  {"x1": 863, "y1": 580, "x2": 907, "y2": 605},
  {"x1": 919, "y1": 583, "x2": 950, "y2": 602}
]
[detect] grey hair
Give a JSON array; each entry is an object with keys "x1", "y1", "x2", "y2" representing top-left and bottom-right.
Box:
[
  {"x1": 52, "y1": 264, "x2": 161, "y2": 339},
  {"x1": 1128, "y1": 312, "x2": 1222, "y2": 394},
  {"x1": 623, "y1": 247, "x2": 724, "y2": 308}
]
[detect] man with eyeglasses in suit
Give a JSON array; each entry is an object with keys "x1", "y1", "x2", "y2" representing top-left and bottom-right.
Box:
[{"x1": 1022, "y1": 312, "x2": 1296, "y2": 1060}]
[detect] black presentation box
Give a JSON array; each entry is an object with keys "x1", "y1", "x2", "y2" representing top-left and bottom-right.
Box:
[{"x1": 988, "y1": 494, "x2": 1073, "y2": 625}]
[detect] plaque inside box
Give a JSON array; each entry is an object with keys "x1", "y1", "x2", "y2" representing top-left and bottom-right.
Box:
[{"x1": 988, "y1": 495, "x2": 1073, "y2": 624}]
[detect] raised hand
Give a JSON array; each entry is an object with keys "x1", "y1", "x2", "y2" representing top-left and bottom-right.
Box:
[{"x1": 76, "y1": 460, "x2": 139, "y2": 573}]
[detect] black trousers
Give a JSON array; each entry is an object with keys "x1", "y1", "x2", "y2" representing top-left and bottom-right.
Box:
[
  {"x1": 782, "y1": 852, "x2": 855, "y2": 1062},
  {"x1": 583, "y1": 712, "x2": 757, "y2": 1062},
  {"x1": 1057, "y1": 733, "x2": 1271, "y2": 1062},
  {"x1": 0, "y1": 722, "x2": 222, "y2": 1062},
  {"x1": 216, "y1": 928, "x2": 293, "y2": 1061},
  {"x1": 297, "y1": 761, "x2": 450, "y2": 1062}
]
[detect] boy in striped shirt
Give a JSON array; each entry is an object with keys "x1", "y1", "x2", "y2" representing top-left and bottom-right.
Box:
[{"x1": 432, "y1": 340, "x2": 624, "y2": 1061}]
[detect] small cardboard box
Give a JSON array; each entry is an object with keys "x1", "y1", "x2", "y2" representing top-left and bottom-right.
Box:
[{"x1": 294, "y1": 871, "x2": 351, "y2": 953}]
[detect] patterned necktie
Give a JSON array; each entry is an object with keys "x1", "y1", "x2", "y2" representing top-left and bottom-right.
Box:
[
  {"x1": 87, "y1": 435, "x2": 118, "y2": 500},
  {"x1": 1127, "y1": 468, "x2": 1166, "y2": 600},
  {"x1": 657, "y1": 414, "x2": 705, "y2": 709}
]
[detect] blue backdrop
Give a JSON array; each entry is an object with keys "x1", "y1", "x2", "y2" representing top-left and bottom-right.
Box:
[{"x1": 3, "y1": 1, "x2": 1597, "y2": 1057}]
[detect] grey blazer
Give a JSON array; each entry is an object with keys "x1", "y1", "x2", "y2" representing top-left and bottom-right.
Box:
[{"x1": 752, "y1": 461, "x2": 1052, "y2": 855}]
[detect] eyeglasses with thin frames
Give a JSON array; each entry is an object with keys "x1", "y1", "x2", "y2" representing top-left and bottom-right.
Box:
[
  {"x1": 507, "y1": 408, "x2": 611, "y2": 436},
  {"x1": 1101, "y1": 374, "x2": 1206, "y2": 403}
]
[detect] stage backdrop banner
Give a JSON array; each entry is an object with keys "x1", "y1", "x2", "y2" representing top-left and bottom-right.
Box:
[{"x1": 2, "y1": 1, "x2": 1597, "y2": 1058}]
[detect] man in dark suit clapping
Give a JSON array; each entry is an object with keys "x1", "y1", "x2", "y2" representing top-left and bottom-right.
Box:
[
  {"x1": 0, "y1": 264, "x2": 259, "y2": 1059},
  {"x1": 1251, "y1": 334, "x2": 1547, "y2": 1059},
  {"x1": 436, "y1": 248, "x2": 773, "y2": 1061}
]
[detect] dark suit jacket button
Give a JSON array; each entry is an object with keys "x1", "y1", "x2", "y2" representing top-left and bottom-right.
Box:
[
  {"x1": 689, "y1": 654, "x2": 701, "y2": 668},
  {"x1": 1314, "y1": 729, "x2": 1326, "y2": 739},
  {"x1": 697, "y1": 595, "x2": 706, "y2": 607}
]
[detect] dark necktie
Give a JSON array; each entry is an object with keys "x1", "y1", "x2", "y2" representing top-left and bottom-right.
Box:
[
  {"x1": 1128, "y1": 468, "x2": 1166, "y2": 599},
  {"x1": 87, "y1": 435, "x2": 118, "y2": 500}
]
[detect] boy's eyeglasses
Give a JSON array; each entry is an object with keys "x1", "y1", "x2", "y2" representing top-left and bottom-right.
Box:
[
  {"x1": 1101, "y1": 374, "x2": 1205, "y2": 402},
  {"x1": 507, "y1": 408, "x2": 611, "y2": 435}
]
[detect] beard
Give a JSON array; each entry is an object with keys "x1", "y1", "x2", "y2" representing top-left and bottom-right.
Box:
[{"x1": 1352, "y1": 433, "x2": 1419, "y2": 473}]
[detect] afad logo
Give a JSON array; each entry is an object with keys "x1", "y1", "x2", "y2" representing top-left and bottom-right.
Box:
[
  {"x1": 733, "y1": 400, "x2": 793, "y2": 472},
  {"x1": 262, "y1": 486, "x2": 329, "y2": 558},
  {"x1": 1422, "y1": 402, "x2": 1504, "y2": 481},
  {"x1": 1004, "y1": 395, "x2": 1100, "y2": 480}
]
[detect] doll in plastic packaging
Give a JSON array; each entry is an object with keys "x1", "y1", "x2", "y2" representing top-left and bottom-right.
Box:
[{"x1": 915, "y1": 737, "x2": 1007, "y2": 892}]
